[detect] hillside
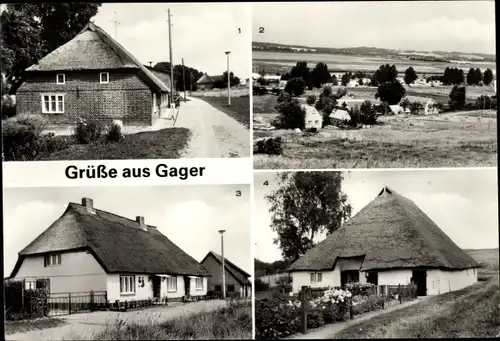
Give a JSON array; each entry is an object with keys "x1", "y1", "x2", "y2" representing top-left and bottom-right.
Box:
[{"x1": 464, "y1": 248, "x2": 499, "y2": 269}]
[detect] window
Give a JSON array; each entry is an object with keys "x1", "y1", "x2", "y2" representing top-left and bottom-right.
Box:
[
  {"x1": 195, "y1": 277, "x2": 204, "y2": 291},
  {"x1": 100, "y1": 72, "x2": 109, "y2": 84},
  {"x1": 317, "y1": 273, "x2": 322, "y2": 283},
  {"x1": 56, "y1": 74, "x2": 65, "y2": 84},
  {"x1": 214, "y1": 285, "x2": 222, "y2": 291},
  {"x1": 227, "y1": 284, "x2": 235, "y2": 292},
  {"x1": 36, "y1": 278, "x2": 50, "y2": 291},
  {"x1": 314, "y1": 120, "x2": 319, "y2": 124},
  {"x1": 310, "y1": 272, "x2": 316, "y2": 283},
  {"x1": 41, "y1": 94, "x2": 64, "y2": 114},
  {"x1": 25, "y1": 280, "x2": 35, "y2": 290},
  {"x1": 120, "y1": 275, "x2": 135, "y2": 295},
  {"x1": 44, "y1": 254, "x2": 61, "y2": 267},
  {"x1": 167, "y1": 276, "x2": 177, "y2": 292}
]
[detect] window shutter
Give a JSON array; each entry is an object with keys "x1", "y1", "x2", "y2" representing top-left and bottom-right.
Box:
[{"x1": 58, "y1": 254, "x2": 61, "y2": 264}]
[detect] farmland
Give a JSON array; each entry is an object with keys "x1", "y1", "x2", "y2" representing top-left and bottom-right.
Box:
[{"x1": 253, "y1": 51, "x2": 497, "y2": 75}]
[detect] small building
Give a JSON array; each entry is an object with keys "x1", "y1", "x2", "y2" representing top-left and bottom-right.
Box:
[
  {"x1": 329, "y1": 109, "x2": 351, "y2": 122},
  {"x1": 200, "y1": 251, "x2": 252, "y2": 298},
  {"x1": 288, "y1": 186, "x2": 480, "y2": 296},
  {"x1": 302, "y1": 104, "x2": 323, "y2": 130},
  {"x1": 404, "y1": 96, "x2": 440, "y2": 115},
  {"x1": 9, "y1": 198, "x2": 209, "y2": 303},
  {"x1": 16, "y1": 22, "x2": 173, "y2": 126},
  {"x1": 196, "y1": 74, "x2": 224, "y2": 90},
  {"x1": 389, "y1": 104, "x2": 404, "y2": 115}
]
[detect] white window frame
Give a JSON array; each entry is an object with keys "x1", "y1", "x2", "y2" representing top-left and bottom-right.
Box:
[
  {"x1": 310, "y1": 272, "x2": 316, "y2": 283},
  {"x1": 317, "y1": 272, "x2": 322, "y2": 283},
  {"x1": 119, "y1": 275, "x2": 135, "y2": 295},
  {"x1": 100, "y1": 72, "x2": 109, "y2": 84},
  {"x1": 195, "y1": 277, "x2": 204, "y2": 291},
  {"x1": 56, "y1": 73, "x2": 65, "y2": 84},
  {"x1": 25, "y1": 280, "x2": 36, "y2": 290},
  {"x1": 41, "y1": 93, "x2": 65, "y2": 114},
  {"x1": 44, "y1": 254, "x2": 61, "y2": 267},
  {"x1": 167, "y1": 276, "x2": 177, "y2": 293}
]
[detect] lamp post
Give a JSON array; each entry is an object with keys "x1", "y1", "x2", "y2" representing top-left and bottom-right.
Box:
[
  {"x1": 225, "y1": 51, "x2": 231, "y2": 106},
  {"x1": 218, "y1": 229, "x2": 226, "y2": 298}
]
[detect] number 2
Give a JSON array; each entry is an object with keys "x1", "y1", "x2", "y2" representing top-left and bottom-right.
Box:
[{"x1": 259, "y1": 27, "x2": 265, "y2": 33}]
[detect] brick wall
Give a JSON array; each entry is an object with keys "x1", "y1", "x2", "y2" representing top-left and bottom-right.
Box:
[{"x1": 16, "y1": 70, "x2": 155, "y2": 125}]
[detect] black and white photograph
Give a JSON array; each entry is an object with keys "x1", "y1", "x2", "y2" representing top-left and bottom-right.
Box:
[
  {"x1": 254, "y1": 169, "x2": 498, "y2": 339},
  {"x1": 3, "y1": 185, "x2": 251, "y2": 340},
  {"x1": 1, "y1": 2, "x2": 251, "y2": 161},
  {"x1": 252, "y1": 1, "x2": 497, "y2": 169}
]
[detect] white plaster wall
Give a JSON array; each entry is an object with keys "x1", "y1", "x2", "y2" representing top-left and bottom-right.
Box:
[
  {"x1": 188, "y1": 277, "x2": 208, "y2": 297},
  {"x1": 291, "y1": 270, "x2": 339, "y2": 293},
  {"x1": 377, "y1": 269, "x2": 413, "y2": 285},
  {"x1": 107, "y1": 274, "x2": 151, "y2": 302},
  {"x1": 436, "y1": 268, "x2": 478, "y2": 295},
  {"x1": 13, "y1": 251, "x2": 107, "y2": 294},
  {"x1": 160, "y1": 275, "x2": 185, "y2": 299}
]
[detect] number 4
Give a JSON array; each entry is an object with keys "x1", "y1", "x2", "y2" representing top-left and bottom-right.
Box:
[{"x1": 263, "y1": 181, "x2": 269, "y2": 186}]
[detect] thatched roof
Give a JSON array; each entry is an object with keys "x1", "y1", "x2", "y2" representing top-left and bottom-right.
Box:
[
  {"x1": 196, "y1": 74, "x2": 224, "y2": 84},
  {"x1": 10, "y1": 198, "x2": 208, "y2": 277},
  {"x1": 26, "y1": 22, "x2": 170, "y2": 92},
  {"x1": 289, "y1": 186, "x2": 480, "y2": 272},
  {"x1": 201, "y1": 251, "x2": 251, "y2": 285}
]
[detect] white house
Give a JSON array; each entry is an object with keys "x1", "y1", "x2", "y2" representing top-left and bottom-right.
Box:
[
  {"x1": 9, "y1": 198, "x2": 209, "y2": 303},
  {"x1": 389, "y1": 104, "x2": 404, "y2": 115},
  {"x1": 329, "y1": 109, "x2": 351, "y2": 122},
  {"x1": 288, "y1": 187, "x2": 480, "y2": 296},
  {"x1": 302, "y1": 104, "x2": 323, "y2": 130}
]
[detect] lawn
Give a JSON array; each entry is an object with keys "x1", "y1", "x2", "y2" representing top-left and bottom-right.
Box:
[
  {"x1": 254, "y1": 111, "x2": 497, "y2": 169},
  {"x1": 197, "y1": 95, "x2": 250, "y2": 128},
  {"x1": 333, "y1": 276, "x2": 499, "y2": 338},
  {"x1": 75, "y1": 300, "x2": 252, "y2": 340},
  {"x1": 35, "y1": 128, "x2": 191, "y2": 160},
  {"x1": 5, "y1": 318, "x2": 67, "y2": 335}
]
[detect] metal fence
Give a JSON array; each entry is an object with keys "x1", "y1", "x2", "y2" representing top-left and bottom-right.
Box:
[{"x1": 47, "y1": 291, "x2": 108, "y2": 316}]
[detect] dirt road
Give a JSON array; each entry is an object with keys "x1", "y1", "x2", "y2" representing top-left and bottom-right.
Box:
[
  {"x1": 175, "y1": 97, "x2": 250, "y2": 158},
  {"x1": 6, "y1": 300, "x2": 229, "y2": 341}
]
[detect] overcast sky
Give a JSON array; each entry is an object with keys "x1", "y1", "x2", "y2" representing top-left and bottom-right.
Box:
[
  {"x1": 92, "y1": 3, "x2": 250, "y2": 78},
  {"x1": 253, "y1": 1, "x2": 496, "y2": 55},
  {"x1": 3, "y1": 185, "x2": 251, "y2": 278},
  {"x1": 254, "y1": 169, "x2": 498, "y2": 263}
]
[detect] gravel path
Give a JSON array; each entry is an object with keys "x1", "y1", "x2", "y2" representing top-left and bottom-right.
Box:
[
  {"x1": 175, "y1": 97, "x2": 250, "y2": 158},
  {"x1": 6, "y1": 300, "x2": 229, "y2": 341}
]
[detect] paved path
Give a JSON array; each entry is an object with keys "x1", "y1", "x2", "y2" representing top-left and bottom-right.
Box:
[
  {"x1": 175, "y1": 97, "x2": 250, "y2": 158},
  {"x1": 6, "y1": 300, "x2": 229, "y2": 341},
  {"x1": 289, "y1": 297, "x2": 430, "y2": 339}
]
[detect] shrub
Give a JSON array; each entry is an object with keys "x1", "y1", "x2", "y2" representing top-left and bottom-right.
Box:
[
  {"x1": 277, "y1": 92, "x2": 292, "y2": 104},
  {"x1": 307, "y1": 311, "x2": 325, "y2": 329},
  {"x1": 449, "y1": 84, "x2": 466, "y2": 110},
  {"x1": 1, "y1": 95, "x2": 16, "y2": 119},
  {"x1": 275, "y1": 99, "x2": 305, "y2": 130},
  {"x1": 73, "y1": 119, "x2": 104, "y2": 144},
  {"x1": 359, "y1": 100, "x2": 378, "y2": 125},
  {"x1": 315, "y1": 86, "x2": 337, "y2": 126},
  {"x1": 351, "y1": 295, "x2": 385, "y2": 315},
  {"x1": 254, "y1": 137, "x2": 283, "y2": 155},
  {"x1": 255, "y1": 298, "x2": 300, "y2": 339},
  {"x1": 106, "y1": 122, "x2": 124, "y2": 143},
  {"x1": 306, "y1": 94, "x2": 316, "y2": 105},
  {"x1": 254, "y1": 278, "x2": 270, "y2": 292},
  {"x1": 345, "y1": 282, "x2": 376, "y2": 296},
  {"x1": 284, "y1": 77, "x2": 306, "y2": 96}
]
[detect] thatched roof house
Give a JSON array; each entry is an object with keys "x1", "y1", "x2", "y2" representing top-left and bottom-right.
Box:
[
  {"x1": 200, "y1": 251, "x2": 252, "y2": 298},
  {"x1": 288, "y1": 186, "x2": 480, "y2": 296},
  {"x1": 196, "y1": 74, "x2": 224, "y2": 90},
  {"x1": 10, "y1": 198, "x2": 209, "y2": 302},
  {"x1": 16, "y1": 22, "x2": 174, "y2": 126}
]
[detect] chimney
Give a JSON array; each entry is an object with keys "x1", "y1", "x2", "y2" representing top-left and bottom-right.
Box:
[
  {"x1": 82, "y1": 198, "x2": 95, "y2": 214},
  {"x1": 136, "y1": 216, "x2": 146, "y2": 229}
]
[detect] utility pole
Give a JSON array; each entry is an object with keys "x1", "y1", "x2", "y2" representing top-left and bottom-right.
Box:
[
  {"x1": 218, "y1": 230, "x2": 226, "y2": 299},
  {"x1": 225, "y1": 51, "x2": 231, "y2": 106},
  {"x1": 167, "y1": 8, "x2": 175, "y2": 117},
  {"x1": 109, "y1": 11, "x2": 121, "y2": 40},
  {"x1": 182, "y1": 58, "x2": 187, "y2": 102}
]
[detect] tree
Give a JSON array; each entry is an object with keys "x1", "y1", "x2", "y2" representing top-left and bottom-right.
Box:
[
  {"x1": 331, "y1": 74, "x2": 339, "y2": 86},
  {"x1": 404, "y1": 67, "x2": 418, "y2": 86},
  {"x1": 290, "y1": 61, "x2": 310, "y2": 84},
  {"x1": 400, "y1": 98, "x2": 411, "y2": 111},
  {"x1": 341, "y1": 72, "x2": 352, "y2": 86},
  {"x1": 306, "y1": 94, "x2": 316, "y2": 105},
  {"x1": 483, "y1": 68, "x2": 494, "y2": 86},
  {"x1": 275, "y1": 98, "x2": 306, "y2": 130},
  {"x1": 372, "y1": 64, "x2": 398, "y2": 86},
  {"x1": 375, "y1": 80, "x2": 406, "y2": 105},
  {"x1": 222, "y1": 71, "x2": 240, "y2": 87},
  {"x1": 266, "y1": 171, "x2": 352, "y2": 261},
  {"x1": 353, "y1": 71, "x2": 366, "y2": 80},
  {"x1": 315, "y1": 86, "x2": 338, "y2": 126},
  {"x1": 154, "y1": 62, "x2": 204, "y2": 91},
  {"x1": 449, "y1": 85, "x2": 466, "y2": 110},
  {"x1": 442, "y1": 67, "x2": 464, "y2": 85},
  {"x1": 310, "y1": 62, "x2": 331, "y2": 88},
  {"x1": 284, "y1": 77, "x2": 306, "y2": 96},
  {"x1": 466, "y1": 68, "x2": 482, "y2": 85}
]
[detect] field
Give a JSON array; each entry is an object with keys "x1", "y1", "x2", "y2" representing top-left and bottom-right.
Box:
[
  {"x1": 197, "y1": 95, "x2": 250, "y2": 128},
  {"x1": 333, "y1": 276, "x2": 499, "y2": 338},
  {"x1": 465, "y1": 248, "x2": 499, "y2": 281},
  {"x1": 253, "y1": 51, "x2": 497, "y2": 75}
]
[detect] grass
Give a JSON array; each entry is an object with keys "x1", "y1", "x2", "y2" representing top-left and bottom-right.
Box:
[
  {"x1": 35, "y1": 128, "x2": 191, "y2": 160},
  {"x1": 333, "y1": 276, "x2": 499, "y2": 338},
  {"x1": 5, "y1": 317, "x2": 67, "y2": 335},
  {"x1": 465, "y1": 248, "x2": 499, "y2": 281},
  {"x1": 254, "y1": 111, "x2": 497, "y2": 169},
  {"x1": 75, "y1": 300, "x2": 251, "y2": 340},
  {"x1": 198, "y1": 95, "x2": 250, "y2": 128}
]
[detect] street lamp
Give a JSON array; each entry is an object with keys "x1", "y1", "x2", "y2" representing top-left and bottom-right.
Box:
[
  {"x1": 225, "y1": 51, "x2": 231, "y2": 106},
  {"x1": 218, "y1": 229, "x2": 226, "y2": 298}
]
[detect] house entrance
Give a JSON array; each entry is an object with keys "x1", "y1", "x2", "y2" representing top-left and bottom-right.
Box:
[
  {"x1": 412, "y1": 269, "x2": 427, "y2": 296},
  {"x1": 366, "y1": 271, "x2": 378, "y2": 285},
  {"x1": 184, "y1": 276, "x2": 190, "y2": 297},
  {"x1": 341, "y1": 270, "x2": 359, "y2": 287},
  {"x1": 152, "y1": 276, "x2": 161, "y2": 299}
]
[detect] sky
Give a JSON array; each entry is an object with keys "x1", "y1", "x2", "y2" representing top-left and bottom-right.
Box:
[
  {"x1": 252, "y1": 1, "x2": 496, "y2": 55},
  {"x1": 92, "y1": 3, "x2": 251, "y2": 78},
  {"x1": 3, "y1": 185, "x2": 251, "y2": 278},
  {"x1": 254, "y1": 169, "x2": 498, "y2": 263}
]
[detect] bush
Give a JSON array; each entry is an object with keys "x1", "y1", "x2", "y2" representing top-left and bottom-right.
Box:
[
  {"x1": 1, "y1": 95, "x2": 16, "y2": 119},
  {"x1": 345, "y1": 282, "x2": 376, "y2": 296},
  {"x1": 307, "y1": 311, "x2": 325, "y2": 329},
  {"x1": 275, "y1": 99, "x2": 305, "y2": 130},
  {"x1": 73, "y1": 119, "x2": 104, "y2": 144},
  {"x1": 351, "y1": 295, "x2": 385, "y2": 315},
  {"x1": 255, "y1": 278, "x2": 270, "y2": 291},
  {"x1": 106, "y1": 122, "x2": 124, "y2": 143},
  {"x1": 277, "y1": 92, "x2": 292, "y2": 104},
  {"x1": 255, "y1": 298, "x2": 300, "y2": 339},
  {"x1": 254, "y1": 137, "x2": 283, "y2": 155},
  {"x1": 284, "y1": 77, "x2": 306, "y2": 96},
  {"x1": 306, "y1": 95, "x2": 316, "y2": 105}
]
